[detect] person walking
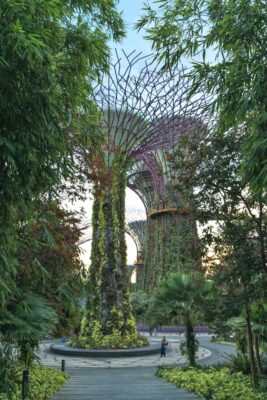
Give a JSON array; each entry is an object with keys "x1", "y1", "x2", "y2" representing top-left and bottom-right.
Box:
[{"x1": 160, "y1": 336, "x2": 168, "y2": 357}]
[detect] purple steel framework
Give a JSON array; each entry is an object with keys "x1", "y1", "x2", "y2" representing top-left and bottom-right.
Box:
[{"x1": 91, "y1": 50, "x2": 210, "y2": 166}]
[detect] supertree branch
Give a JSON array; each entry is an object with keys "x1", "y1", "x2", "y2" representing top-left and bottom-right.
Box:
[
  {"x1": 127, "y1": 161, "x2": 157, "y2": 211},
  {"x1": 77, "y1": 218, "x2": 92, "y2": 246},
  {"x1": 92, "y1": 50, "x2": 211, "y2": 165}
]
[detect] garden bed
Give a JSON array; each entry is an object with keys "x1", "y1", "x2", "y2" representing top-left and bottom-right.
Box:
[
  {"x1": 0, "y1": 364, "x2": 68, "y2": 400},
  {"x1": 157, "y1": 366, "x2": 266, "y2": 400}
]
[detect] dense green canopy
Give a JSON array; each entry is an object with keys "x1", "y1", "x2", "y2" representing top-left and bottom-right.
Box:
[
  {"x1": 0, "y1": 0, "x2": 125, "y2": 302},
  {"x1": 138, "y1": 0, "x2": 267, "y2": 193}
]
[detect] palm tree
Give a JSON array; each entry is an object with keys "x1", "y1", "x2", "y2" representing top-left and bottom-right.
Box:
[
  {"x1": 150, "y1": 272, "x2": 214, "y2": 366},
  {"x1": 251, "y1": 302, "x2": 267, "y2": 375},
  {"x1": 226, "y1": 303, "x2": 267, "y2": 376},
  {"x1": 0, "y1": 293, "x2": 57, "y2": 367}
]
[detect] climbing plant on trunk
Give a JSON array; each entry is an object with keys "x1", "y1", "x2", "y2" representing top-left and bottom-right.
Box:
[{"x1": 84, "y1": 161, "x2": 135, "y2": 337}]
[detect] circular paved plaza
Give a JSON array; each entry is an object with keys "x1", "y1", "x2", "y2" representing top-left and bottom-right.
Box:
[{"x1": 39, "y1": 337, "x2": 211, "y2": 369}]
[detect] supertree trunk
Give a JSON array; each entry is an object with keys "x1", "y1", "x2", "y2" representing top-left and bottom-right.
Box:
[
  {"x1": 143, "y1": 211, "x2": 200, "y2": 292},
  {"x1": 82, "y1": 167, "x2": 135, "y2": 337},
  {"x1": 135, "y1": 262, "x2": 145, "y2": 290}
]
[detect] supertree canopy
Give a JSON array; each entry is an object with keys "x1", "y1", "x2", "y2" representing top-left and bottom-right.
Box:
[{"x1": 81, "y1": 50, "x2": 211, "y2": 344}]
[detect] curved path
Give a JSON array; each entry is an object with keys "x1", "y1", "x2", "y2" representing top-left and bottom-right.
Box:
[
  {"x1": 41, "y1": 336, "x2": 235, "y2": 400},
  {"x1": 40, "y1": 339, "x2": 211, "y2": 369},
  {"x1": 196, "y1": 337, "x2": 236, "y2": 366}
]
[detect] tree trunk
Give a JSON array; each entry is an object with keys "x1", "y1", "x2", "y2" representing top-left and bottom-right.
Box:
[
  {"x1": 135, "y1": 262, "x2": 145, "y2": 290},
  {"x1": 245, "y1": 306, "x2": 258, "y2": 388},
  {"x1": 258, "y1": 200, "x2": 267, "y2": 273},
  {"x1": 185, "y1": 320, "x2": 198, "y2": 367},
  {"x1": 254, "y1": 333, "x2": 262, "y2": 377}
]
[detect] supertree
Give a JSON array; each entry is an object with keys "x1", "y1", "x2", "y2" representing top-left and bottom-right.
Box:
[
  {"x1": 128, "y1": 120, "x2": 211, "y2": 292},
  {"x1": 126, "y1": 211, "x2": 146, "y2": 289},
  {"x1": 81, "y1": 50, "x2": 209, "y2": 343}
]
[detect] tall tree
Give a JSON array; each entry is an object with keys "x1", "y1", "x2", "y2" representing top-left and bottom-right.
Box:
[
  {"x1": 168, "y1": 128, "x2": 267, "y2": 275},
  {"x1": 170, "y1": 127, "x2": 267, "y2": 387},
  {"x1": 0, "y1": 0, "x2": 125, "y2": 303},
  {"x1": 173, "y1": 130, "x2": 267, "y2": 386},
  {"x1": 137, "y1": 0, "x2": 267, "y2": 193},
  {"x1": 210, "y1": 219, "x2": 265, "y2": 388}
]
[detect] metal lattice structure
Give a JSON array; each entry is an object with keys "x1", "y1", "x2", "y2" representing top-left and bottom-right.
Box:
[
  {"x1": 77, "y1": 217, "x2": 92, "y2": 246},
  {"x1": 92, "y1": 50, "x2": 210, "y2": 165},
  {"x1": 127, "y1": 118, "x2": 208, "y2": 213},
  {"x1": 126, "y1": 211, "x2": 147, "y2": 290},
  {"x1": 127, "y1": 160, "x2": 156, "y2": 210},
  {"x1": 126, "y1": 211, "x2": 146, "y2": 261}
]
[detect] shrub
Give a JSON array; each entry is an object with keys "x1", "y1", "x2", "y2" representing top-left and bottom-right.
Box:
[
  {"x1": 68, "y1": 331, "x2": 149, "y2": 350},
  {"x1": 224, "y1": 353, "x2": 251, "y2": 374},
  {"x1": 25, "y1": 365, "x2": 68, "y2": 400},
  {"x1": 0, "y1": 364, "x2": 68, "y2": 400},
  {"x1": 260, "y1": 352, "x2": 267, "y2": 374},
  {"x1": 259, "y1": 377, "x2": 267, "y2": 393},
  {"x1": 68, "y1": 319, "x2": 149, "y2": 349},
  {"x1": 157, "y1": 366, "x2": 266, "y2": 400},
  {"x1": 0, "y1": 345, "x2": 20, "y2": 399}
]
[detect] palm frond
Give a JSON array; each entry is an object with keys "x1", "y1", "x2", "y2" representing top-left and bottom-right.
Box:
[{"x1": 1, "y1": 293, "x2": 58, "y2": 344}]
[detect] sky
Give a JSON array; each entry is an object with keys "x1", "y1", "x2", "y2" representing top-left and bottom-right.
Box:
[{"x1": 114, "y1": 0, "x2": 153, "y2": 55}]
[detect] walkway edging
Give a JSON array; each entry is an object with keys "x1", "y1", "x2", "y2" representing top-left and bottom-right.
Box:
[{"x1": 50, "y1": 343, "x2": 161, "y2": 358}]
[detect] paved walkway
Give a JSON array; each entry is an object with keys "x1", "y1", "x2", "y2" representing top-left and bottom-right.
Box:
[
  {"x1": 50, "y1": 367, "x2": 202, "y2": 400},
  {"x1": 42, "y1": 336, "x2": 235, "y2": 400}
]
